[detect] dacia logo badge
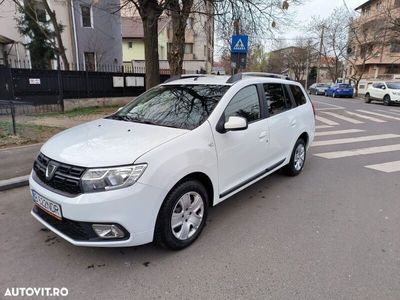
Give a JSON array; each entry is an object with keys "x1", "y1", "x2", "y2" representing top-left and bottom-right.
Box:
[{"x1": 45, "y1": 162, "x2": 58, "y2": 180}]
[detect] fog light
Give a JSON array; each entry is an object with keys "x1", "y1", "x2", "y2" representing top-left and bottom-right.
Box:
[{"x1": 92, "y1": 224, "x2": 125, "y2": 239}]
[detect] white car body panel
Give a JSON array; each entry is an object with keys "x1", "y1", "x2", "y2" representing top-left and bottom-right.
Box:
[{"x1": 41, "y1": 118, "x2": 188, "y2": 167}]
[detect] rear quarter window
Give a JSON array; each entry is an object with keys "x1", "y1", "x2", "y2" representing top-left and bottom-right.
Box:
[{"x1": 289, "y1": 85, "x2": 307, "y2": 106}]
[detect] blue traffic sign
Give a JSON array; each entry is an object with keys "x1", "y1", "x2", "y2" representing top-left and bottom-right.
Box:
[{"x1": 231, "y1": 35, "x2": 248, "y2": 53}]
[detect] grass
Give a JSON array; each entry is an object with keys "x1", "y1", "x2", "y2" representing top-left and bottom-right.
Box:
[
  {"x1": 30, "y1": 105, "x2": 120, "y2": 118},
  {"x1": 0, "y1": 121, "x2": 64, "y2": 148}
]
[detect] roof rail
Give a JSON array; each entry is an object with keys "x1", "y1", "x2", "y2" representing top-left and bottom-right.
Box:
[
  {"x1": 164, "y1": 74, "x2": 207, "y2": 83},
  {"x1": 226, "y1": 72, "x2": 292, "y2": 84}
]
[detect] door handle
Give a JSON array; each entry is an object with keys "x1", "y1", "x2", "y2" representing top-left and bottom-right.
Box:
[
  {"x1": 290, "y1": 120, "x2": 297, "y2": 127},
  {"x1": 259, "y1": 131, "x2": 267, "y2": 139}
]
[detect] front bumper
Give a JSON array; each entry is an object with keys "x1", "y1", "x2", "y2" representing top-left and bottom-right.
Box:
[{"x1": 29, "y1": 174, "x2": 167, "y2": 247}]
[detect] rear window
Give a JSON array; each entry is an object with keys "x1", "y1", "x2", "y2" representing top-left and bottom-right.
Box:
[
  {"x1": 339, "y1": 84, "x2": 352, "y2": 88},
  {"x1": 289, "y1": 85, "x2": 307, "y2": 106}
]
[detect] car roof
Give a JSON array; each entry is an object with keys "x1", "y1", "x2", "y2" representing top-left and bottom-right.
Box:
[
  {"x1": 162, "y1": 75, "x2": 232, "y2": 86},
  {"x1": 161, "y1": 74, "x2": 299, "y2": 87}
]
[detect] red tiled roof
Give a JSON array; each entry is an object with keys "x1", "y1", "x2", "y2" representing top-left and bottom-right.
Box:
[{"x1": 121, "y1": 17, "x2": 169, "y2": 38}]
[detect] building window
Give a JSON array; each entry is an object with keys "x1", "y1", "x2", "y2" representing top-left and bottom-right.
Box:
[
  {"x1": 128, "y1": 41, "x2": 133, "y2": 48},
  {"x1": 390, "y1": 42, "x2": 400, "y2": 53},
  {"x1": 187, "y1": 17, "x2": 194, "y2": 30},
  {"x1": 184, "y1": 43, "x2": 193, "y2": 54},
  {"x1": 160, "y1": 46, "x2": 164, "y2": 60},
  {"x1": 376, "y1": 1, "x2": 382, "y2": 10},
  {"x1": 395, "y1": 0, "x2": 400, "y2": 8},
  {"x1": 387, "y1": 65, "x2": 400, "y2": 74},
  {"x1": 81, "y1": 5, "x2": 92, "y2": 27},
  {"x1": 84, "y1": 52, "x2": 96, "y2": 71}
]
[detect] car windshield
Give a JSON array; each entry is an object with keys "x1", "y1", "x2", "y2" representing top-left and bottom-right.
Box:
[
  {"x1": 108, "y1": 84, "x2": 229, "y2": 130},
  {"x1": 386, "y1": 82, "x2": 400, "y2": 89},
  {"x1": 339, "y1": 84, "x2": 352, "y2": 88}
]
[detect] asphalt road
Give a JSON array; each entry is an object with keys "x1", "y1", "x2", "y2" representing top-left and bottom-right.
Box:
[
  {"x1": 0, "y1": 143, "x2": 41, "y2": 180},
  {"x1": 0, "y1": 96, "x2": 399, "y2": 299}
]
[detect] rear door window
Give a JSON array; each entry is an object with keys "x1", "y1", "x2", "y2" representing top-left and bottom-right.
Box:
[
  {"x1": 289, "y1": 84, "x2": 307, "y2": 106},
  {"x1": 263, "y1": 83, "x2": 293, "y2": 116}
]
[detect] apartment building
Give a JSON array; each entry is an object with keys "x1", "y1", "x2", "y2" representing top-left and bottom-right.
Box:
[
  {"x1": 121, "y1": 0, "x2": 214, "y2": 73},
  {"x1": 0, "y1": 0, "x2": 122, "y2": 70},
  {"x1": 348, "y1": 0, "x2": 400, "y2": 80}
]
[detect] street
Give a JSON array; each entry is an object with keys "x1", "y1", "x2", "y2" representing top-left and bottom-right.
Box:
[{"x1": 1, "y1": 96, "x2": 400, "y2": 299}]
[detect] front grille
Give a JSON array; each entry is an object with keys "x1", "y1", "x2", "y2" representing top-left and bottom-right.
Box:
[
  {"x1": 33, "y1": 206, "x2": 130, "y2": 241},
  {"x1": 33, "y1": 153, "x2": 86, "y2": 195}
]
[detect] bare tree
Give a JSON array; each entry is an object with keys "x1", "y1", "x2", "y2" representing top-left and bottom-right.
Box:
[
  {"x1": 125, "y1": 0, "x2": 165, "y2": 89},
  {"x1": 165, "y1": 0, "x2": 194, "y2": 76},
  {"x1": 307, "y1": 9, "x2": 348, "y2": 83}
]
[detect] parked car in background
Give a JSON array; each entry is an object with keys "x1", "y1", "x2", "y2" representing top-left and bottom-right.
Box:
[
  {"x1": 308, "y1": 83, "x2": 330, "y2": 95},
  {"x1": 325, "y1": 83, "x2": 354, "y2": 98},
  {"x1": 365, "y1": 82, "x2": 400, "y2": 106},
  {"x1": 29, "y1": 73, "x2": 315, "y2": 250}
]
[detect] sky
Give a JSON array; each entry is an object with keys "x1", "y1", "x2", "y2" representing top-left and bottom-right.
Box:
[{"x1": 264, "y1": 0, "x2": 368, "y2": 51}]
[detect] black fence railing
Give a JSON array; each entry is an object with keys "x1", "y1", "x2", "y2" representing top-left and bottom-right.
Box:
[{"x1": 0, "y1": 62, "x2": 172, "y2": 106}]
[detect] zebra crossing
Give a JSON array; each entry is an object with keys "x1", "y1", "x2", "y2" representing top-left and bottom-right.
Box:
[{"x1": 312, "y1": 107, "x2": 400, "y2": 173}]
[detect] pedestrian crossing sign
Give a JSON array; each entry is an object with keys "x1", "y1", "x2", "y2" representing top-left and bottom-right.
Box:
[{"x1": 231, "y1": 35, "x2": 248, "y2": 53}]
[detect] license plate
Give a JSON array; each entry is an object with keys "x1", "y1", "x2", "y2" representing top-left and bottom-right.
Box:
[{"x1": 32, "y1": 190, "x2": 62, "y2": 220}]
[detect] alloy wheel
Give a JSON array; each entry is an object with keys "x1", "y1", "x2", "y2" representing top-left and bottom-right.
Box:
[
  {"x1": 171, "y1": 192, "x2": 204, "y2": 240},
  {"x1": 294, "y1": 143, "x2": 305, "y2": 171}
]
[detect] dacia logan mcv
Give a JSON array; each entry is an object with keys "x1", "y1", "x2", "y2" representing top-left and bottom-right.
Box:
[{"x1": 29, "y1": 73, "x2": 315, "y2": 250}]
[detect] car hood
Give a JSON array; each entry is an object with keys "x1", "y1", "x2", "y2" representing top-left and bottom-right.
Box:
[{"x1": 41, "y1": 118, "x2": 188, "y2": 167}]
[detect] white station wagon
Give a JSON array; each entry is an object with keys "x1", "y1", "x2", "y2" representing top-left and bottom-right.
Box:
[{"x1": 29, "y1": 73, "x2": 315, "y2": 250}]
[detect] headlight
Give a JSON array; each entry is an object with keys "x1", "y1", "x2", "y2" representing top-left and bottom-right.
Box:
[
  {"x1": 392, "y1": 91, "x2": 400, "y2": 96},
  {"x1": 81, "y1": 164, "x2": 147, "y2": 193}
]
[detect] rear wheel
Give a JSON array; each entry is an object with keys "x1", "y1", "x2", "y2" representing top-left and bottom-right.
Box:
[
  {"x1": 333, "y1": 92, "x2": 337, "y2": 98},
  {"x1": 154, "y1": 180, "x2": 208, "y2": 250},
  {"x1": 383, "y1": 95, "x2": 391, "y2": 106},
  {"x1": 365, "y1": 93, "x2": 371, "y2": 103},
  {"x1": 284, "y1": 138, "x2": 306, "y2": 177}
]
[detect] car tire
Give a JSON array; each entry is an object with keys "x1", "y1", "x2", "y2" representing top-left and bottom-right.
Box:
[
  {"x1": 154, "y1": 180, "x2": 208, "y2": 250},
  {"x1": 284, "y1": 138, "x2": 306, "y2": 177},
  {"x1": 365, "y1": 94, "x2": 371, "y2": 103},
  {"x1": 384, "y1": 95, "x2": 391, "y2": 106},
  {"x1": 315, "y1": 91, "x2": 318, "y2": 95},
  {"x1": 333, "y1": 92, "x2": 336, "y2": 98}
]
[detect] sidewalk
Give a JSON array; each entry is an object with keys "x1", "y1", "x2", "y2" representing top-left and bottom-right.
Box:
[{"x1": 0, "y1": 143, "x2": 42, "y2": 190}]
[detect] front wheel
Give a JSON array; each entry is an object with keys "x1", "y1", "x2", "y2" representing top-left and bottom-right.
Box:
[
  {"x1": 284, "y1": 138, "x2": 307, "y2": 176},
  {"x1": 154, "y1": 180, "x2": 208, "y2": 250},
  {"x1": 365, "y1": 94, "x2": 371, "y2": 103},
  {"x1": 333, "y1": 92, "x2": 337, "y2": 98},
  {"x1": 383, "y1": 95, "x2": 391, "y2": 106}
]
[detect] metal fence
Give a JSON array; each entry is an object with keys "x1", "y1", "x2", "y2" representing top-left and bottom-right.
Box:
[{"x1": 0, "y1": 61, "x2": 172, "y2": 107}]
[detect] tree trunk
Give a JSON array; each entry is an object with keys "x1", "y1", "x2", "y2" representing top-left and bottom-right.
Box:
[
  {"x1": 167, "y1": 0, "x2": 194, "y2": 76},
  {"x1": 138, "y1": 1, "x2": 162, "y2": 89},
  {"x1": 42, "y1": 0, "x2": 69, "y2": 70}
]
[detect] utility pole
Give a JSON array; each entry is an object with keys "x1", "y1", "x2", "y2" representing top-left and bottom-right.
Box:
[
  {"x1": 233, "y1": 18, "x2": 240, "y2": 74},
  {"x1": 305, "y1": 45, "x2": 310, "y2": 89},
  {"x1": 317, "y1": 25, "x2": 325, "y2": 83}
]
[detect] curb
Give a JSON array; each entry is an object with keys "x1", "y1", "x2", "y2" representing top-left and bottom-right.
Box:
[{"x1": 0, "y1": 175, "x2": 30, "y2": 191}]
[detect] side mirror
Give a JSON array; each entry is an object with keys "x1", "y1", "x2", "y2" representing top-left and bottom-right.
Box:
[
  {"x1": 224, "y1": 116, "x2": 248, "y2": 131},
  {"x1": 381, "y1": 86, "x2": 386, "y2": 90}
]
